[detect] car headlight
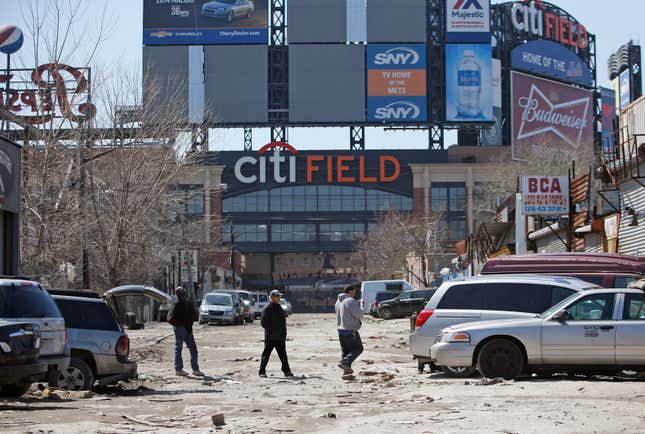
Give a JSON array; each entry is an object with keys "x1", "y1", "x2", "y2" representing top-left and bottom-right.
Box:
[
  {"x1": 442, "y1": 331, "x2": 471, "y2": 343},
  {"x1": 200, "y1": 306, "x2": 208, "y2": 313},
  {"x1": 225, "y1": 308, "x2": 234, "y2": 313}
]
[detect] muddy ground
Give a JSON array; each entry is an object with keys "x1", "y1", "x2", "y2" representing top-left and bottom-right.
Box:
[{"x1": 2, "y1": 314, "x2": 644, "y2": 433}]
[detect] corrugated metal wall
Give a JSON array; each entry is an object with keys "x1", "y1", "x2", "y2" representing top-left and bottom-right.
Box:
[
  {"x1": 535, "y1": 231, "x2": 568, "y2": 254},
  {"x1": 584, "y1": 233, "x2": 603, "y2": 253},
  {"x1": 618, "y1": 178, "x2": 645, "y2": 256}
]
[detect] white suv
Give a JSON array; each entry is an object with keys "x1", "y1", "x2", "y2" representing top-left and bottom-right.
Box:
[{"x1": 410, "y1": 275, "x2": 596, "y2": 377}]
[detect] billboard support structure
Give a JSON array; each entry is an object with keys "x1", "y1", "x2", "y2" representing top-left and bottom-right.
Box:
[
  {"x1": 350, "y1": 126, "x2": 365, "y2": 151},
  {"x1": 244, "y1": 128, "x2": 253, "y2": 152},
  {"x1": 270, "y1": 126, "x2": 287, "y2": 143},
  {"x1": 427, "y1": 0, "x2": 446, "y2": 149}
]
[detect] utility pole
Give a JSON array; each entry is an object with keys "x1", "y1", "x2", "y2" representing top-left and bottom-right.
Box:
[{"x1": 79, "y1": 68, "x2": 92, "y2": 289}]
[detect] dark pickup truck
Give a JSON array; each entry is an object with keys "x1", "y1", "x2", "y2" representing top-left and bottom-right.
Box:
[{"x1": 0, "y1": 320, "x2": 47, "y2": 397}]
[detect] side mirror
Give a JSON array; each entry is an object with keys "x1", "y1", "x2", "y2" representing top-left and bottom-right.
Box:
[{"x1": 552, "y1": 309, "x2": 570, "y2": 322}]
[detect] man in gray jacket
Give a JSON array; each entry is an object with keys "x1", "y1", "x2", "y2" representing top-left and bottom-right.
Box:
[{"x1": 335, "y1": 285, "x2": 364, "y2": 375}]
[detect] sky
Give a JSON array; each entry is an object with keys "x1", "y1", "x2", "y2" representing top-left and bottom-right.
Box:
[{"x1": 1, "y1": 0, "x2": 643, "y2": 151}]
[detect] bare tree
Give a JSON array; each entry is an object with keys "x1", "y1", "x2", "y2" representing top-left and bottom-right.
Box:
[{"x1": 353, "y1": 210, "x2": 444, "y2": 287}]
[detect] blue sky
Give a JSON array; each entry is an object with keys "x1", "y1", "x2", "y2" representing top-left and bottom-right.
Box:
[{"x1": 1, "y1": 0, "x2": 642, "y2": 151}]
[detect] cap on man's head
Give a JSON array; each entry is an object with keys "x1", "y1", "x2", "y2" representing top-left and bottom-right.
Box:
[
  {"x1": 176, "y1": 286, "x2": 186, "y2": 296},
  {"x1": 269, "y1": 290, "x2": 282, "y2": 298}
]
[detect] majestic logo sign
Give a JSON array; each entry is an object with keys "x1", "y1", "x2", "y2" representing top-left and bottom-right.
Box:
[
  {"x1": 233, "y1": 142, "x2": 401, "y2": 185},
  {"x1": 511, "y1": 0, "x2": 588, "y2": 49},
  {"x1": 374, "y1": 101, "x2": 421, "y2": 121},
  {"x1": 511, "y1": 71, "x2": 593, "y2": 161},
  {"x1": 373, "y1": 47, "x2": 420, "y2": 66},
  {"x1": 0, "y1": 63, "x2": 96, "y2": 125},
  {"x1": 446, "y1": 0, "x2": 490, "y2": 43}
]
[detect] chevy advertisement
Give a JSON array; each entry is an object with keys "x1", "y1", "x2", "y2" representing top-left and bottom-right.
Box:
[
  {"x1": 511, "y1": 71, "x2": 594, "y2": 161},
  {"x1": 367, "y1": 44, "x2": 427, "y2": 123},
  {"x1": 143, "y1": 0, "x2": 268, "y2": 45}
]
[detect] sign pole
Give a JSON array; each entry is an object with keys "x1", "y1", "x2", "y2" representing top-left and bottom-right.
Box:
[
  {"x1": 2, "y1": 53, "x2": 9, "y2": 131},
  {"x1": 515, "y1": 193, "x2": 527, "y2": 255}
]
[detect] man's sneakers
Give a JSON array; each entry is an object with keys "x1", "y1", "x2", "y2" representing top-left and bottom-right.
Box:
[
  {"x1": 338, "y1": 363, "x2": 353, "y2": 375},
  {"x1": 192, "y1": 370, "x2": 205, "y2": 377},
  {"x1": 259, "y1": 371, "x2": 267, "y2": 378},
  {"x1": 284, "y1": 371, "x2": 294, "y2": 378},
  {"x1": 175, "y1": 370, "x2": 189, "y2": 377}
]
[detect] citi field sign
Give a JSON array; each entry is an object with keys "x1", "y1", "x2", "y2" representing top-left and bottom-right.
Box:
[
  {"x1": 510, "y1": 0, "x2": 589, "y2": 49},
  {"x1": 234, "y1": 142, "x2": 401, "y2": 185}
]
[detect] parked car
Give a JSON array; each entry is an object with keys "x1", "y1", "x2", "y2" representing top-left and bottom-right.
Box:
[
  {"x1": 0, "y1": 320, "x2": 47, "y2": 397},
  {"x1": 157, "y1": 295, "x2": 177, "y2": 322},
  {"x1": 377, "y1": 288, "x2": 437, "y2": 320},
  {"x1": 409, "y1": 275, "x2": 597, "y2": 377},
  {"x1": 480, "y1": 253, "x2": 645, "y2": 288},
  {"x1": 210, "y1": 289, "x2": 245, "y2": 324},
  {"x1": 201, "y1": 0, "x2": 254, "y2": 21},
  {"x1": 432, "y1": 287, "x2": 645, "y2": 380},
  {"x1": 237, "y1": 290, "x2": 255, "y2": 322},
  {"x1": 51, "y1": 293, "x2": 137, "y2": 390},
  {"x1": 199, "y1": 293, "x2": 236, "y2": 325},
  {"x1": 253, "y1": 292, "x2": 269, "y2": 318},
  {"x1": 360, "y1": 280, "x2": 412, "y2": 314},
  {"x1": 279, "y1": 298, "x2": 293, "y2": 316},
  {"x1": 0, "y1": 279, "x2": 69, "y2": 386},
  {"x1": 369, "y1": 291, "x2": 402, "y2": 317}
]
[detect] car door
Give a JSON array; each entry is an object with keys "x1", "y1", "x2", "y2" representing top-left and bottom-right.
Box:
[
  {"x1": 393, "y1": 292, "x2": 412, "y2": 316},
  {"x1": 541, "y1": 293, "x2": 617, "y2": 365},
  {"x1": 615, "y1": 292, "x2": 645, "y2": 364}
]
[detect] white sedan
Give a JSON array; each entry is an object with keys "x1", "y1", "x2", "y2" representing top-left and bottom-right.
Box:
[{"x1": 431, "y1": 288, "x2": 645, "y2": 380}]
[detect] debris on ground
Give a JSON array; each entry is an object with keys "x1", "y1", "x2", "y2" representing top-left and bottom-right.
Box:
[
  {"x1": 465, "y1": 378, "x2": 513, "y2": 386},
  {"x1": 342, "y1": 374, "x2": 356, "y2": 381},
  {"x1": 323, "y1": 412, "x2": 337, "y2": 419},
  {"x1": 211, "y1": 413, "x2": 226, "y2": 426}
]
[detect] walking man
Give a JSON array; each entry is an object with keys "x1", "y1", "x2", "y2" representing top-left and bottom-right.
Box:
[
  {"x1": 335, "y1": 284, "x2": 364, "y2": 375},
  {"x1": 259, "y1": 290, "x2": 294, "y2": 378},
  {"x1": 168, "y1": 287, "x2": 204, "y2": 377}
]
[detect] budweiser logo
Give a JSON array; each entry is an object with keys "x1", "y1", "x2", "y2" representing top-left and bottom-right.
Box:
[{"x1": 516, "y1": 83, "x2": 590, "y2": 149}]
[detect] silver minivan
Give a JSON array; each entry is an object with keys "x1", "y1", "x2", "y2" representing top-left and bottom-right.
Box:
[
  {"x1": 0, "y1": 279, "x2": 69, "y2": 384},
  {"x1": 409, "y1": 275, "x2": 597, "y2": 377}
]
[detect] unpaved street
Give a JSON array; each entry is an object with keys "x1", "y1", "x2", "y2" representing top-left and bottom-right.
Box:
[{"x1": 2, "y1": 314, "x2": 644, "y2": 433}]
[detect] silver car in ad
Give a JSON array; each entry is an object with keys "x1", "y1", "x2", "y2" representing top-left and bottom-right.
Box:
[
  {"x1": 202, "y1": 0, "x2": 254, "y2": 21},
  {"x1": 431, "y1": 288, "x2": 645, "y2": 380}
]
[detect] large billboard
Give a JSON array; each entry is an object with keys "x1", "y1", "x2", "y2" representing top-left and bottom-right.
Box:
[
  {"x1": 446, "y1": 44, "x2": 493, "y2": 123},
  {"x1": 511, "y1": 40, "x2": 593, "y2": 87},
  {"x1": 446, "y1": 0, "x2": 491, "y2": 43},
  {"x1": 143, "y1": 0, "x2": 268, "y2": 45},
  {"x1": 289, "y1": 45, "x2": 365, "y2": 123},
  {"x1": 367, "y1": 44, "x2": 427, "y2": 123},
  {"x1": 511, "y1": 71, "x2": 593, "y2": 161},
  {"x1": 619, "y1": 69, "x2": 632, "y2": 110}
]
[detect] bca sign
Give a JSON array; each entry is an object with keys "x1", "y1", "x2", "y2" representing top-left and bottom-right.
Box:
[{"x1": 521, "y1": 176, "x2": 569, "y2": 215}]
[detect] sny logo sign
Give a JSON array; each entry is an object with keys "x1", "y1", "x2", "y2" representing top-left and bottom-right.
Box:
[
  {"x1": 373, "y1": 47, "x2": 420, "y2": 66},
  {"x1": 374, "y1": 102, "x2": 421, "y2": 120}
]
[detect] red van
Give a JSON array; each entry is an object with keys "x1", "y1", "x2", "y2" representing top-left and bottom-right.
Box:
[{"x1": 480, "y1": 253, "x2": 645, "y2": 288}]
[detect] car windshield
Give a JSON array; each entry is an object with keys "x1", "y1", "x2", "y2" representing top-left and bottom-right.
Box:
[
  {"x1": 0, "y1": 284, "x2": 62, "y2": 318},
  {"x1": 217, "y1": 0, "x2": 236, "y2": 4},
  {"x1": 205, "y1": 294, "x2": 232, "y2": 306},
  {"x1": 540, "y1": 291, "x2": 585, "y2": 319},
  {"x1": 280, "y1": 299, "x2": 286, "y2": 305},
  {"x1": 258, "y1": 294, "x2": 268, "y2": 302}
]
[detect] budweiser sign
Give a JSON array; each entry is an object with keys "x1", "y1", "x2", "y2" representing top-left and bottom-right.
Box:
[{"x1": 511, "y1": 71, "x2": 593, "y2": 161}]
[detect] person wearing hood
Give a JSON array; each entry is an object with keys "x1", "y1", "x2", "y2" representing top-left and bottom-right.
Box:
[
  {"x1": 259, "y1": 290, "x2": 294, "y2": 378},
  {"x1": 167, "y1": 286, "x2": 204, "y2": 377},
  {"x1": 335, "y1": 284, "x2": 364, "y2": 375}
]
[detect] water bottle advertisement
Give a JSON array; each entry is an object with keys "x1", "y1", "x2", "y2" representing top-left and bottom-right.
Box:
[{"x1": 445, "y1": 44, "x2": 493, "y2": 123}]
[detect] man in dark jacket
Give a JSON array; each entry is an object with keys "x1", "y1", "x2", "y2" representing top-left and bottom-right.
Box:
[
  {"x1": 259, "y1": 290, "x2": 293, "y2": 378},
  {"x1": 168, "y1": 287, "x2": 204, "y2": 377}
]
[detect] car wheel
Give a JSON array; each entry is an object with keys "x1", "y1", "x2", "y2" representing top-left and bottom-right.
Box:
[
  {"x1": 53, "y1": 358, "x2": 95, "y2": 391},
  {"x1": 380, "y1": 307, "x2": 393, "y2": 320},
  {"x1": 0, "y1": 382, "x2": 31, "y2": 397},
  {"x1": 477, "y1": 339, "x2": 524, "y2": 380},
  {"x1": 440, "y1": 365, "x2": 477, "y2": 378}
]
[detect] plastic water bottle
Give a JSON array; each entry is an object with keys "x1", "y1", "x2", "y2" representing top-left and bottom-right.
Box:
[{"x1": 457, "y1": 50, "x2": 482, "y2": 119}]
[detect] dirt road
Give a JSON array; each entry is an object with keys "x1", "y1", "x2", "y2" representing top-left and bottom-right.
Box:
[{"x1": 2, "y1": 314, "x2": 644, "y2": 433}]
